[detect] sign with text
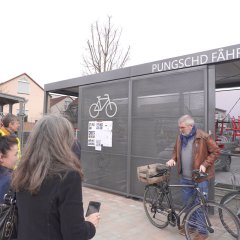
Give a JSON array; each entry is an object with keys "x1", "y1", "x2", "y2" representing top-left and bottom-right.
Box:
[
  {"x1": 152, "y1": 45, "x2": 240, "y2": 73},
  {"x1": 88, "y1": 121, "x2": 113, "y2": 151}
]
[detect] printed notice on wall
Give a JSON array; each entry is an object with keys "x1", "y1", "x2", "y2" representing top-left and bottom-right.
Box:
[
  {"x1": 88, "y1": 121, "x2": 96, "y2": 147},
  {"x1": 101, "y1": 121, "x2": 113, "y2": 147},
  {"x1": 88, "y1": 121, "x2": 113, "y2": 150}
]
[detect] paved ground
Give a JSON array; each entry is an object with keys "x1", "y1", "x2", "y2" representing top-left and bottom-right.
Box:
[{"x1": 82, "y1": 186, "x2": 184, "y2": 240}]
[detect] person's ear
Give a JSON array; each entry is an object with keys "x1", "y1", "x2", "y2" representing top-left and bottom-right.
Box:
[{"x1": 0, "y1": 153, "x2": 3, "y2": 164}]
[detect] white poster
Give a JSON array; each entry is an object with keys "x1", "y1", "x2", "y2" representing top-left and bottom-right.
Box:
[
  {"x1": 88, "y1": 121, "x2": 96, "y2": 146},
  {"x1": 101, "y1": 121, "x2": 113, "y2": 147},
  {"x1": 95, "y1": 122, "x2": 102, "y2": 151},
  {"x1": 88, "y1": 121, "x2": 113, "y2": 149}
]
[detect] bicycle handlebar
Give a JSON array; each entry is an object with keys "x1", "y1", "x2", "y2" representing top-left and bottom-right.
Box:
[
  {"x1": 192, "y1": 169, "x2": 208, "y2": 180},
  {"x1": 148, "y1": 165, "x2": 208, "y2": 180}
]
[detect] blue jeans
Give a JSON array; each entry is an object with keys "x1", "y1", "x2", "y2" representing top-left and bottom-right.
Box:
[{"x1": 180, "y1": 177, "x2": 208, "y2": 235}]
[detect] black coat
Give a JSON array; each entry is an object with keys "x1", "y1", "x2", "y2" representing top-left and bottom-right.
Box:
[
  {"x1": 16, "y1": 170, "x2": 95, "y2": 240},
  {"x1": 72, "y1": 140, "x2": 81, "y2": 160}
]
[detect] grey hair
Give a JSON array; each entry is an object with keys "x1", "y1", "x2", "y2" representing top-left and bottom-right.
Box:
[
  {"x1": 12, "y1": 114, "x2": 82, "y2": 193},
  {"x1": 178, "y1": 115, "x2": 195, "y2": 126}
]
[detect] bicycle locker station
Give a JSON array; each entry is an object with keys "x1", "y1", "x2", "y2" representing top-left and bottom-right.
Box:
[{"x1": 44, "y1": 44, "x2": 240, "y2": 205}]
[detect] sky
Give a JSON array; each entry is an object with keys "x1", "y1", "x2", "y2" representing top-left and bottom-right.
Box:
[
  {"x1": 0, "y1": 0, "x2": 240, "y2": 116},
  {"x1": 1, "y1": 0, "x2": 240, "y2": 87},
  {"x1": 216, "y1": 89, "x2": 240, "y2": 117}
]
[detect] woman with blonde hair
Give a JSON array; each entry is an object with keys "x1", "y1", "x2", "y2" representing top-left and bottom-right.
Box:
[{"x1": 12, "y1": 115, "x2": 99, "y2": 240}]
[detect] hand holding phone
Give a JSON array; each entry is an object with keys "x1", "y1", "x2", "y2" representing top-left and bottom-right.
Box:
[{"x1": 85, "y1": 201, "x2": 101, "y2": 217}]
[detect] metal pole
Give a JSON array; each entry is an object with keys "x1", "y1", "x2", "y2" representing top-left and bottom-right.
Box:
[
  {"x1": 18, "y1": 101, "x2": 25, "y2": 151},
  {"x1": 9, "y1": 104, "x2": 13, "y2": 113}
]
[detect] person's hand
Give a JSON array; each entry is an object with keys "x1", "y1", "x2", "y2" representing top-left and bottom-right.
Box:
[
  {"x1": 85, "y1": 212, "x2": 100, "y2": 227},
  {"x1": 199, "y1": 164, "x2": 206, "y2": 172},
  {"x1": 166, "y1": 159, "x2": 176, "y2": 167}
]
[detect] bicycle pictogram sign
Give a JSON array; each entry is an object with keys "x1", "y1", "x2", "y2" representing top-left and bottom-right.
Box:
[{"x1": 89, "y1": 94, "x2": 117, "y2": 118}]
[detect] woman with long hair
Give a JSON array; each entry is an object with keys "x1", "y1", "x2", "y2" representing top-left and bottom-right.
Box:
[
  {"x1": 12, "y1": 115, "x2": 99, "y2": 240},
  {"x1": 0, "y1": 136, "x2": 18, "y2": 203}
]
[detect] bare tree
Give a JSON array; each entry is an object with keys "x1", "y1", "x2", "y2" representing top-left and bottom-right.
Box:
[{"x1": 82, "y1": 16, "x2": 130, "y2": 75}]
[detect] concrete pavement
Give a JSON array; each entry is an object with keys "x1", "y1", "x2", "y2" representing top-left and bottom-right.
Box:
[{"x1": 82, "y1": 186, "x2": 184, "y2": 240}]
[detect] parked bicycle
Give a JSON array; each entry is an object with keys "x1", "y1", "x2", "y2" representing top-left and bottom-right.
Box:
[
  {"x1": 137, "y1": 164, "x2": 240, "y2": 240},
  {"x1": 220, "y1": 168, "x2": 240, "y2": 223},
  {"x1": 221, "y1": 190, "x2": 240, "y2": 220},
  {"x1": 89, "y1": 94, "x2": 117, "y2": 118}
]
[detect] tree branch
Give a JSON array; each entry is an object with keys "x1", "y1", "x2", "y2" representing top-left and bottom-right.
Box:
[{"x1": 82, "y1": 16, "x2": 130, "y2": 74}]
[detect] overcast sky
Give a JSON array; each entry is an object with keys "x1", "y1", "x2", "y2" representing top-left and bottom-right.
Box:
[
  {"x1": 0, "y1": 0, "x2": 240, "y2": 116},
  {"x1": 1, "y1": 0, "x2": 240, "y2": 87},
  {"x1": 216, "y1": 89, "x2": 240, "y2": 117}
]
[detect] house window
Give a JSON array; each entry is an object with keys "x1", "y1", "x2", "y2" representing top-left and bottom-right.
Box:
[{"x1": 18, "y1": 78, "x2": 29, "y2": 94}]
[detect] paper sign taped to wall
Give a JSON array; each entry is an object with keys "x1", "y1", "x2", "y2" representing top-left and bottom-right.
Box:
[
  {"x1": 88, "y1": 121, "x2": 96, "y2": 146},
  {"x1": 88, "y1": 121, "x2": 113, "y2": 149}
]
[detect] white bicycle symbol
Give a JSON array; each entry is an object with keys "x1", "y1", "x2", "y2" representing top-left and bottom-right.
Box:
[{"x1": 89, "y1": 94, "x2": 117, "y2": 118}]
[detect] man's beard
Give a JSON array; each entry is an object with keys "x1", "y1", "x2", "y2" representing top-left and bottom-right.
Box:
[{"x1": 181, "y1": 131, "x2": 191, "y2": 136}]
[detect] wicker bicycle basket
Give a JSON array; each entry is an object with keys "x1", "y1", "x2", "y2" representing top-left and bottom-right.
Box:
[{"x1": 137, "y1": 163, "x2": 169, "y2": 184}]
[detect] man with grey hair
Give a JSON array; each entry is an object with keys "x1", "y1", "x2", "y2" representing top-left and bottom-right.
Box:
[{"x1": 166, "y1": 115, "x2": 220, "y2": 240}]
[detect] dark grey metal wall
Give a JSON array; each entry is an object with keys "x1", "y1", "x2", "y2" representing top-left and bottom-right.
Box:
[
  {"x1": 44, "y1": 44, "x2": 240, "y2": 201},
  {"x1": 80, "y1": 79, "x2": 129, "y2": 194},
  {"x1": 80, "y1": 66, "x2": 208, "y2": 199}
]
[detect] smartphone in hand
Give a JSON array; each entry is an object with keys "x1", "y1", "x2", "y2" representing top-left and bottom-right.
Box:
[{"x1": 85, "y1": 201, "x2": 101, "y2": 217}]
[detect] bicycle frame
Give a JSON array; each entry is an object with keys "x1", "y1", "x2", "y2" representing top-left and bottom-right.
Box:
[
  {"x1": 95, "y1": 94, "x2": 110, "y2": 111},
  {"x1": 157, "y1": 181, "x2": 208, "y2": 228},
  {"x1": 143, "y1": 169, "x2": 240, "y2": 239},
  {"x1": 222, "y1": 191, "x2": 240, "y2": 216},
  {"x1": 224, "y1": 192, "x2": 240, "y2": 204}
]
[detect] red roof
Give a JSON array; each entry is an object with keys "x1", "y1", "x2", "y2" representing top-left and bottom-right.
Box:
[{"x1": 50, "y1": 96, "x2": 73, "y2": 107}]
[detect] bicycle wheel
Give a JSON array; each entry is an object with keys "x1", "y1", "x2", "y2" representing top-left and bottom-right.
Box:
[
  {"x1": 184, "y1": 201, "x2": 240, "y2": 240},
  {"x1": 89, "y1": 103, "x2": 99, "y2": 118},
  {"x1": 143, "y1": 185, "x2": 169, "y2": 228},
  {"x1": 105, "y1": 102, "x2": 117, "y2": 117},
  {"x1": 220, "y1": 191, "x2": 240, "y2": 221}
]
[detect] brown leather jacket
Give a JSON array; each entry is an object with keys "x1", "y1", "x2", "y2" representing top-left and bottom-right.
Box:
[{"x1": 172, "y1": 129, "x2": 220, "y2": 182}]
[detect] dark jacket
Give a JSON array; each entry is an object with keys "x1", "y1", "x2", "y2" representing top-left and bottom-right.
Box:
[
  {"x1": 0, "y1": 166, "x2": 12, "y2": 203},
  {"x1": 16, "y1": 170, "x2": 95, "y2": 240},
  {"x1": 72, "y1": 140, "x2": 81, "y2": 160},
  {"x1": 172, "y1": 129, "x2": 220, "y2": 182}
]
